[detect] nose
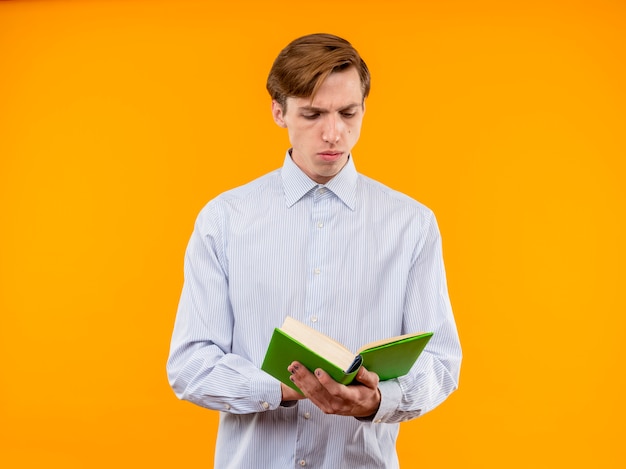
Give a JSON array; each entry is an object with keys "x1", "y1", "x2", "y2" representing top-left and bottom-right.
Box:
[{"x1": 322, "y1": 115, "x2": 342, "y2": 144}]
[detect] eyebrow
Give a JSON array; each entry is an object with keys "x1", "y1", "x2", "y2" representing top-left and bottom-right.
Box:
[{"x1": 299, "y1": 103, "x2": 361, "y2": 113}]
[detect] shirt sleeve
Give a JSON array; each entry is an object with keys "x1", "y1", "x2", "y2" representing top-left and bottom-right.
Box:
[
  {"x1": 369, "y1": 211, "x2": 462, "y2": 424},
  {"x1": 166, "y1": 201, "x2": 283, "y2": 414}
]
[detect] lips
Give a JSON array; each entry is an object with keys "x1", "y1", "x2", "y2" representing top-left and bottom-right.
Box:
[{"x1": 318, "y1": 151, "x2": 343, "y2": 162}]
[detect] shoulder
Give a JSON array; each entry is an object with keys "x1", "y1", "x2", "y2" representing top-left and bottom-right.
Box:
[
  {"x1": 357, "y1": 175, "x2": 443, "y2": 260},
  {"x1": 195, "y1": 168, "x2": 282, "y2": 232},
  {"x1": 217, "y1": 168, "x2": 282, "y2": 203},
  {"x1": 358, "y1": 173, "x2": 434, "y2": 220}
]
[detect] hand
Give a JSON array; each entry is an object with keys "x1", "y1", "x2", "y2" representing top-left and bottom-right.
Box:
[
  {"x1": 287, "y1": 361, "x2": 381, "y2": 418},
  {"x1": 280, "y1": 382, "x2": 307, "y2": 404}
]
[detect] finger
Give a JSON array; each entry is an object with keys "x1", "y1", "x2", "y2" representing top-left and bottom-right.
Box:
[
  {"x1": 355, "y1": 366, "x2": 380, "y2": 389},
  {"x1": 289, "y1": 362, "x2": 325, "y2": 394},
  {"x1": 313, "y1": 368, "x2": 341, "y2": 390},
  {"x1": 287, "y1": 361, "x2": 304, "y2": 374}
]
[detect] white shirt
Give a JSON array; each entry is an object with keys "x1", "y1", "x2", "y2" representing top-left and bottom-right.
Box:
[{"x1": 167, "y1": 152, "x2": 462, "y2": 468}]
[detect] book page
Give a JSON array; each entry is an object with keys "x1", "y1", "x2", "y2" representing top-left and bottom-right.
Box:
[
  {"x1": 357, "y1": 332, "x2": 429, "y2": 354},
  {"x1": 281, "y1": 317, "x2": 356, "y2": 371}
]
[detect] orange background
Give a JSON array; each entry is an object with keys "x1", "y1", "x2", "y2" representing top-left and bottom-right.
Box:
[{"x1": 1, "y1": 0, "x2": 625, "y2": 467}]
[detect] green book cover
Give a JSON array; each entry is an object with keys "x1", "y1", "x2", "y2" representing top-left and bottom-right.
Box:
[
  {"x1": 261, "y1": 317, "x2": 433, "y2": 394},
  {"x1": 359, "y1": 333, "x2": 433, "y2": 381}
]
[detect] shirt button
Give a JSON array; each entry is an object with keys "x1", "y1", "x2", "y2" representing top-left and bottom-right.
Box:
[
  {"x1": 299, "y1": 460, "x2": 306, "y2": 466},
  {"x1": 310, "y1": 316, "x2": 318, "y2": 323},
  {"x1": 374, "y1": 418, "x2": 382, "y2": 424},
  {"x1": 262, "y1": 402, "x2": 269, "y2": 409},
  {"x1": 317, "y1": 221, "x2": 324, "y2": 228},
  {"x1": 224, "y1": 404, "x2": 231, "y2": 410},
  {"x1": 314, "y1": 268, "x2": 321, "y2": 275},
  {"x1": 304, "y1": 412, "x2": 311, "y2": 419}
]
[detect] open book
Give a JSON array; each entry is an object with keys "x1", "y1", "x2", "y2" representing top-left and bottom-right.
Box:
[{"x1": 261, "y1": 316, "x2": 433, "y2": 393}]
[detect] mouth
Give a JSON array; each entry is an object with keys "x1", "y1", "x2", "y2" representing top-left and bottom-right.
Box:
[{"x1": 318, "y1": 151, "x2": 344, "y2": 162}]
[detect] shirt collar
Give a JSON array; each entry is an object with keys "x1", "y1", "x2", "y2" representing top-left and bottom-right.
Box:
[{"x1": 281, "y1": 150, "x2": 357, "y2": 210}]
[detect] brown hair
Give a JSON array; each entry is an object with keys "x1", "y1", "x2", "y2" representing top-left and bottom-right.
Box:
[{"x1": 266, "y1": 33, "x2": 370, "y2": 109}]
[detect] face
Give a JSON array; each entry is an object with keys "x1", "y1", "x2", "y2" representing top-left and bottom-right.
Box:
[{"x1": 272, "y1": 67, "x2": 365, "y2": 184}]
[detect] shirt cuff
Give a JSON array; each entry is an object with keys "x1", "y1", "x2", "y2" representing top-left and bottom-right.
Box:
[{"x1": 249, "y1": 369, "x2": 284, "y2": 411}]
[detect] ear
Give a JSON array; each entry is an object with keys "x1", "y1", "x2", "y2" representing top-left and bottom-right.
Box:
[{"x1": 271, "y1": 100, "x2": 288, "y2": 128}]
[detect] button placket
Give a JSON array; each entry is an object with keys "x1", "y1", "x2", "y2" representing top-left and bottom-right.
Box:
[{"x1": 305, "y1": 186, "x2": 330, "y2": 326}]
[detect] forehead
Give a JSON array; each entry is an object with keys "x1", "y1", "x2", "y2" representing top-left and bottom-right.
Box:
[{"x1": 291, "y1": 67, "x2": 364, "y2": 110}]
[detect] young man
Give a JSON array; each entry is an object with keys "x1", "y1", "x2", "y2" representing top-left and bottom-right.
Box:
[{"x1": 167, "y1": 33, "x2": 462, "y2": 468}]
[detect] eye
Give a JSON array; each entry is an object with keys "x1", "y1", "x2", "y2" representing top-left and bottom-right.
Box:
[
  {"x1": 341, "y1": 112, "x2": 356, "y2": 118},
  {"x1": 302, "y1": 113, "x2": 320, "y2": 120}
]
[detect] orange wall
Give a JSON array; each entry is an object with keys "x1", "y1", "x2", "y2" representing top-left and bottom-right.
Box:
[{"x1": 1, "y1": 0, "x2": 625, "y2": 467}]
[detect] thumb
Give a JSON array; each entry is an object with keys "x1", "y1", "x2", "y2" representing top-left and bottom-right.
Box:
[{"x1": 355, "y1": 366, "x2": 380, "y2": 388}]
